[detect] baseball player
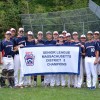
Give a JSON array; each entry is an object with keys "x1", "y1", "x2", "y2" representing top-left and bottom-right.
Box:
[
  {"x1": 44, "y1": 31, "x2": 56, "y2": 87},
  {"x1": 14, "y1": 28, "x2": 26, "y2": 88},
  {"x1": 64, "y1": 33, "x2": 74, "y2": 88},
  {"x1": 24, "y1": 31, "x2": 36, "y2": 87},
  {"x1": 84, "y1": 31, "x2": 99, "y2": 89},
  {"x1": 93, "y1": 31, "x2": 100, "y2": 88},
  {"x1": 71, "y1": 32, "x2": 83, "y2": 88},
  {"x1": 32, "y1": 31, "x2": 45, "y2": 87},
  {"x1": 56, "y1": 34, "x2": 66, "y2": 87},
  {"x1": 0, "y1": 31, "x2": 15, "y2": 88},
  {"x1": 80, "y1": 34, "x2": 87, "y2": 87}
]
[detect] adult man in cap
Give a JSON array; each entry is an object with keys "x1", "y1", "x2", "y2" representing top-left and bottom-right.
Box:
[{"x1": 0, "y1": 31, "x2": 15, "y2": 88}]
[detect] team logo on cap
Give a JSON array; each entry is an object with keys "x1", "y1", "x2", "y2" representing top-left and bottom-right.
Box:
[{"x1": 24, "y1": 52, "x2": 35, "y2": 66}]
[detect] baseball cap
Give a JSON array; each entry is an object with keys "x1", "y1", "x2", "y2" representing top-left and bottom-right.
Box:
[
  {"x1": 46, "y1": 31, "x2": 52, "y2": 34},
  {"x1": 53, "y1": 31, "x2": 58, "y2": 34},
  {"x1": 59, "y1": 34, "x2": 64, "y2": 38},
  {"x1": 72, "y1": 32, "x2": 78, "y2": 35},
  {"x1": 27, "y1": 31, "x2": 33, "y2": 35},
  {"x1": 10, "y1": 28, "x2": 16, "y2": 31},
  {"x1": 66, "y1": 33, "x2": 71, "y2": 37},
  {"x1": 5, "y1": 31, "x2": 11, "y2": 35},
  {"x1": 94, "y1": 31, "x2": 99, "y2": 34},
  {"x1": 62, "y1": 30, "x2": 67, "y2": 34},
  {"x1": 19, "y1": 28, "x2": 24, "y2": 32},
  {"x1": 38, "y1": 31, "x2": 43, "y2": 34},
  {"x1": 80, "y1": 34, "x2": 86, "y2": 38},
  {"x1": 87, "y1": 31, "x2": 93, "y2": 34}
]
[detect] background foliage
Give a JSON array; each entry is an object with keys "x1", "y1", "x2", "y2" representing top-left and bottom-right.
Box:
[{"x1": 0, "y1": 0, "x2": 99, "y2": 38}]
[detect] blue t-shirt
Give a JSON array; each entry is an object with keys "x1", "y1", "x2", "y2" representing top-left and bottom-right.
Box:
[
  {"x1": 84, "y1": 41, "x2": 98, "y2": 57},
  {"x1": 0, "y1": 39, "x2": 14, "y2": 57}
]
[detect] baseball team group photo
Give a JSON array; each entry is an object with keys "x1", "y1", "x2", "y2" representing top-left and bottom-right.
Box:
[{"x1": 0, "y1": 0, "x2": 100, "y2": 100}]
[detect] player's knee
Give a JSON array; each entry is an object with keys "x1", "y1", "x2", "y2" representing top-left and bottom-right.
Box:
[
  {"x1": 8, "y1": 69, "x2": 14, "y2": 77},
  {"x1": 1, "y1": 69, "x2": 8, "y2": 76}
]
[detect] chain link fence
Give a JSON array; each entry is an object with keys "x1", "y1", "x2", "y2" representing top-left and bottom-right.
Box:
[{"x1": 20, "y1": 0, "x2": 100, "y2": 35}]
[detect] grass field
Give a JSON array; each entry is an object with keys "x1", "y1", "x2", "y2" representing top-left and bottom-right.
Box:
[
  {"x1": 0, "y1": 75, "x2": 100, "y2": 100},
  {"x1": 0, "y1": 86, "x2": 100, "y2": 100},
  {"x1": 0, "y1": 66, "x2": 100, "y2": 100}
]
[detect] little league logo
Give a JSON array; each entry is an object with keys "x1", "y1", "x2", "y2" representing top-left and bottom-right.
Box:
[{"x1": 24, "y1": 52, "x2": 35, "y2": 66}]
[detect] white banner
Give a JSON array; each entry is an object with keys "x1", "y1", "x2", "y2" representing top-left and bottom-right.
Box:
[{"x1": 19, "y1": 46, "x2": 81, "y2": 76}]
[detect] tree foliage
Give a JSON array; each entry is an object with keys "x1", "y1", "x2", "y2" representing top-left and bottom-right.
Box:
[{"x1": 0, "y1": 0, "x2": 90, "y2": 38}]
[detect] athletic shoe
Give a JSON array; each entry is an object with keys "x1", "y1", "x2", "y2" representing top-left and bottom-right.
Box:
[{"x1": 91, "y1": 86, "x2": 96, "y2": 90}]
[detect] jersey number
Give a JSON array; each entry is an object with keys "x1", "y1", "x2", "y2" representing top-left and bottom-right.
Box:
[{"x1": 91, "y1": 48, "x2": 95, "y2": 52}]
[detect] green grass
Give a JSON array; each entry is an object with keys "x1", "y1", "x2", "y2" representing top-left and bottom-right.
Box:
[
  {"x1": 0, "y1": 87, "x2": 100, "y2": 100},
  {"x1": 0, "y1": 75, "x2": 100, "y2": 100}
]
